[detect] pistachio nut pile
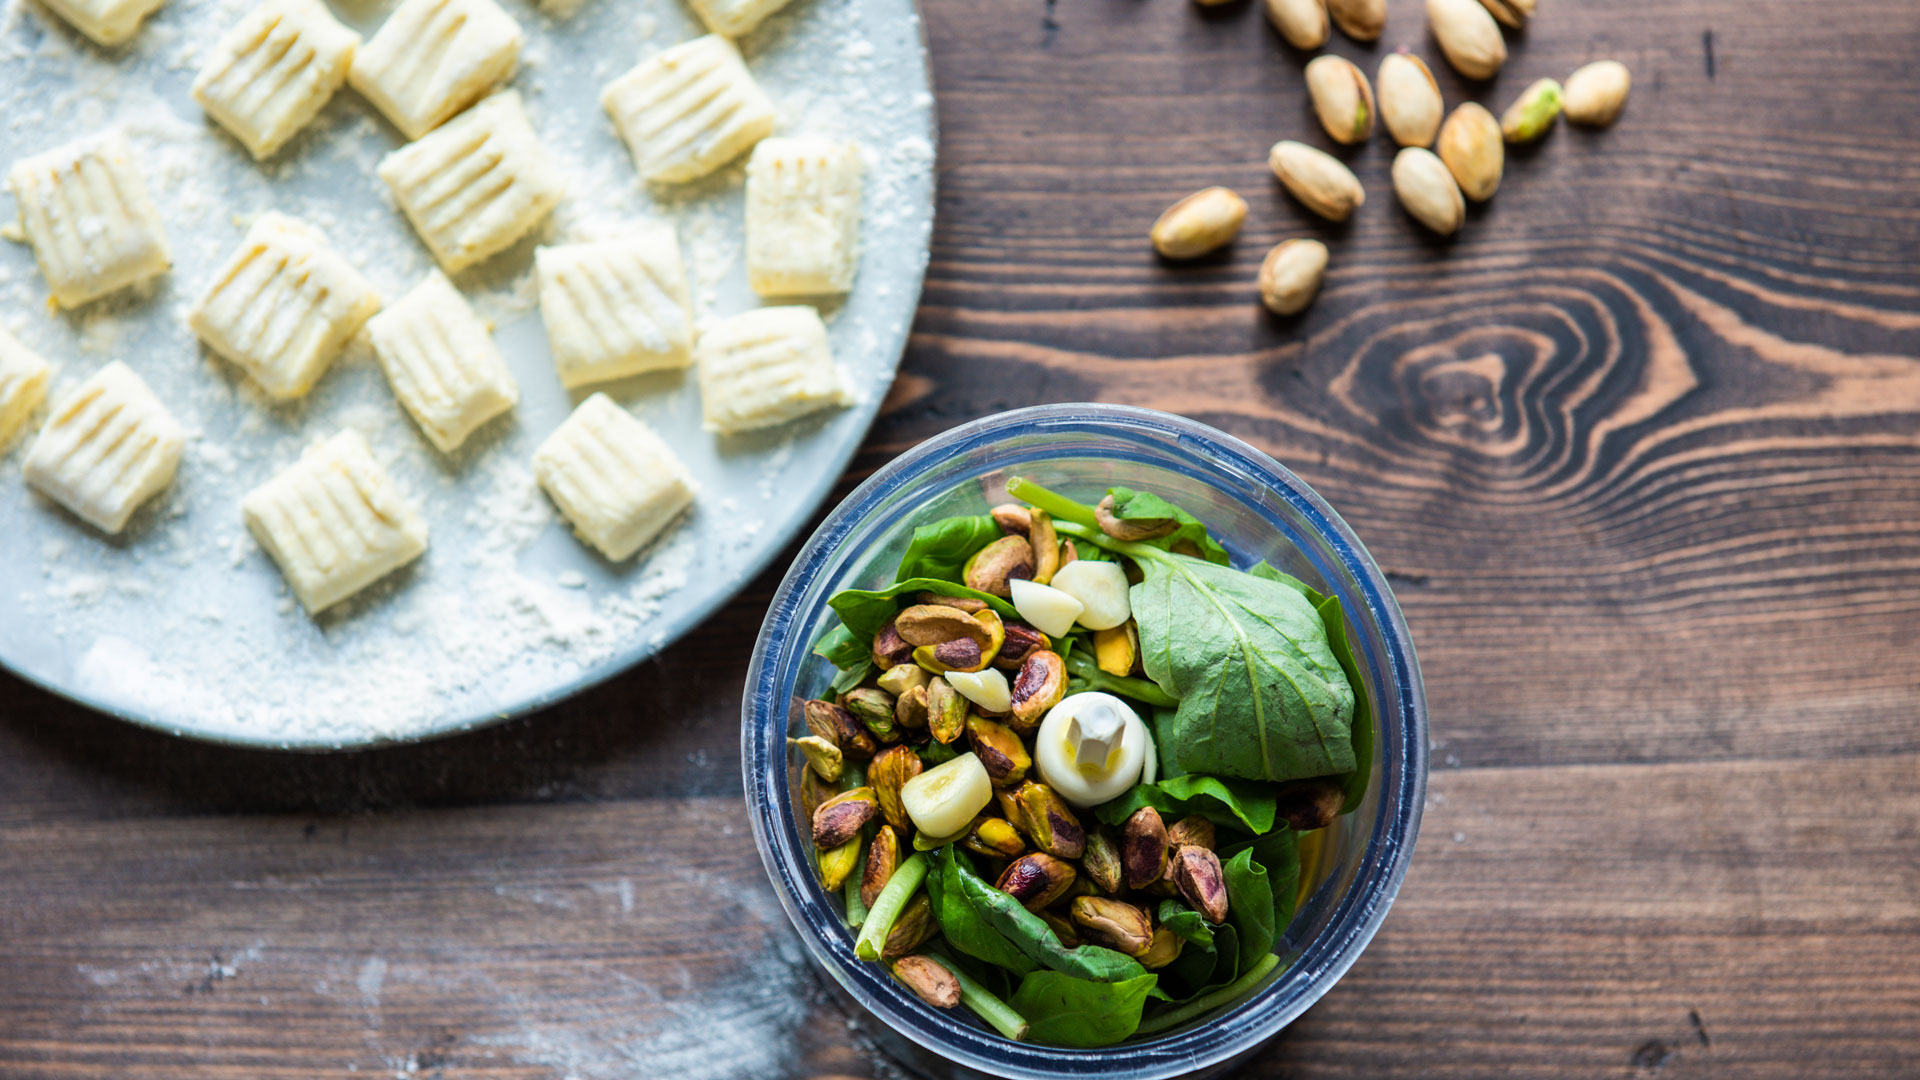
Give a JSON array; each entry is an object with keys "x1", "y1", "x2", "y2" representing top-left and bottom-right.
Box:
[
  {"x1": 1151, "y1": 0, "x2": 1632, "y2": 315},
  {"x1": 795, "y1": 476, "x2": 1373, "y2": 1046}
]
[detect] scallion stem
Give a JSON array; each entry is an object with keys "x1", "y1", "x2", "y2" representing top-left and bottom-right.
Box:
[
  {"x1": 844, "y1": 843, "x2": 870, "y2": 928},
  {"x1": 855, "y1": 852, "x2": 928, "y2": 960},
  {"x1": 1133, "y1": 953, "x2": 1282, "y2": 1036}
]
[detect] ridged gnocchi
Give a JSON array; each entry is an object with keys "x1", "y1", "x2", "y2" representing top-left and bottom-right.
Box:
[
  {"x1": 745, "y1": 136, "x2": 863, "y2": 297},
  {"x1": 532, "y1": 393, "x2": 696, "y2": 562},
  {"x1": 601, "y1": 35, "x2": 775, "y2": 184},
  {"x1": 6, "y1": 130, "x2": 170, "y2": 309},
  {"x1": 349, "y1": 0, "x2": 522, "y2": 140},
  {"x1": 694, "y1": 305, "x2": 849, "y2": 435},
  {"x1": 535, "y1": 226, "x2": 695, "y2": 388},
  {"x1": 366, "y1": 271, "x2": 519, "y2": 454},
  {"x1": 24, "y1": 362, "x2": 185, "y2": 534},
  {"x1": 193, "y1": 0, "x2": 360, "y2": 160}
]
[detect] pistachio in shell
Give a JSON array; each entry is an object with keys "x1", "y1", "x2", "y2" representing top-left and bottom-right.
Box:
[
  {"x1": 1082, "y1": 827, "x2": 1125, "y2": 894},
  {"x1": 1139, "y1": 925, "x2": 1185, "y2": 970},
  {"x1": 1171, "y1": 845, "x2": 1230, "y2": 923},
  {"x1": 791, "y1": 735, "x2": 844, "y2": 783},
  {"x1": 994, "y1": 622, "x2": 1052, "y2": 670},
  {"x1": 1268, "y1": 141, "x2": 1366, "y2": 223},
  {"x1": 925, "y1": 676, "x2": 969, "y2": 745},
  {"x1": 1094, "y1": 493, "x2": 1176, "y2": 541},
  {"x1": 1258, "y1": 237, "x2": 1329, "y2": 318},
  {"x1": 1304, "y1": 55, "x2": 1375, "y2": 145},
  {"x1": 966, "y1": 714, "x2": 1033, "y2": 788},
  {"x1": 1377, "y1": 49, "x2": 1444, "y2": 148},
  {"x1": 1275, "y1": 776, "x2": 1346, "y2": 831},
  {"x1": 917, "y1": 591, "x2": 988, "y2": 614},
  {"x1": 1326, "y1": 0, "x2": 1386, "y2": 40},
  {"x1": 860, "y1": 825, "x2": 903, "y2": 908},
  {"x1": 871, "y1": 619, "x2": 914, "y2": 669},
  {"x1": 1008, "y1": 650, "x2": 1067, "y2": 732},
  {"x1": 995, "y1": 789, "x2": 1031, "y2": 837},
  {"x1": 1122, "y1": 806, "x2": 1170, "y2": 888},
  {"x1": 1028, "y1": 509, "x2": 1059, "y2": 585},
  {"x1": 891, "y1": 955, "x2": 960, "y2": 1009},
  {"x1": 1500, "y1": 77, "x2": 1563, "y2": 143},
  {"x1": 877, "y1": 663, "x2": 931, "y2": 698},
  {"x1": 895, "y1": 605, "x2": 994, "y2": 649},
  {"x1": 881, "y1": 893, "x2": 937, "y2": 960},
  {"x1": 818, "y1": 834, "x2": 863, "y2": 891},
  {"x1": 1563, "y1": 60, "x2": 1631, "y2": 127},
  {"x1": 962, "y1": 535, "x2": 1034, "y2": 598},
  {"x1": 869, "y1": 745, "x2": 924, "y2": 832},
  {"x1": 813, "y1": 787, "x2": 879, "y2": 849},
  {"x1": 995, "y1": 852, "x2": 1078, "y2": 910},
  {"x1": 1475, "y1": 0, "x2": 1532, "y2": 28},
  {"x1": 1426, "y1": 0, "x2": 1506, "y2": 80},
  {"x1": 962, "y1": 815, "x2": 1027, "y2": 860},
  {"x1": 805, "y1": 699, "x2": 876, "y2": 759},
  {"x1": 1264, "y1": 0, "x2": 1328, "y2": 50},
  {"x1": 1436, "y1": 101, "x2": 1504, "y2": 202},
  {"x1": 990, "y1": 503, "x2": 1032, "y2": 535},
  {"x1": 1391, "y1": 146, "x2": 1466, "y2": 236},
  {"x1": 1070, "y1": 896, "x2": 1154, "y2": 957},
  {"x1": 1013, "y1": 781, "x2": 1086, "y2": 859}
]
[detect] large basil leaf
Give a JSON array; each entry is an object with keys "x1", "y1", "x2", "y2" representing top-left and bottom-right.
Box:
[
  {"x1": 1008, "y1": 971, "x2": 1159, "y2": 1048},
  {"x1": 1156, "y1": 899, "x2": 1214, "y2": 948},
  {"x1": 1222, "y1": 849, "x2": 1276, "y2": 973},
  {"x1": 948, "y1": 849, "x2": 1148, "y2": 983},
  {"x1": 1247, "y1": 563, "x2": 1375, "y2": 814},
  {"x1": 828, "y1": 579, "x2": 1018, "y2": 642},
  {"x1": 1093, "y1": 775, "x2": 1278, "y2": 836},
  {"x1": 925, "y1": 848, "x2": 1037, "y2": 976},
  {"x1": 1133, "y1": 556, "x2": 1356, "y2": 783},
  {"x1": 1223, "y1": 827, "x2": 1301, "y2": 936},
  {"x1": 812, "y1": 623, "x2": 869, "y2": 668},
  {"x1": 895, "y1": 516, "x2": 1005, "y2": 583},
  {"x1": 1103, "y1": 487, "x2": 1230, "y2": 565}
]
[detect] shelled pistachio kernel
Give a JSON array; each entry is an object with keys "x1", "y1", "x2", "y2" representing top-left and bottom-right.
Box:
[{"x1": 1500, "y1": 78, "x2": 1563, "y2": 143}]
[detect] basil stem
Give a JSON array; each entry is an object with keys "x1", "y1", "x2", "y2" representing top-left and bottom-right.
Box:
[
  {"x1": 855, "y1": 852, "x2": 929, "y2": 960},
  {"x1": 1133, "y1": 953, "x2": 1281, "y2": 1036},
  {"x1": 927, "y1": 946, "x2": 1031, "y2": 1041}
]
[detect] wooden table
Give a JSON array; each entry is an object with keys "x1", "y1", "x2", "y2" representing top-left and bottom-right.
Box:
[{"x1": 6, "y1": 0, "x2": 1918, "y2": 1076}]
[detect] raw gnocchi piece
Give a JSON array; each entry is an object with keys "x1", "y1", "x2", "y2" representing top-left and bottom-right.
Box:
[
  {"x1": 535, "y1": 226, "x2": 694, "y2": 388},
  {"x1": 695, "y1": 305, "x2": 850, "y2": 435},
  {"x1": 35, "y1": 0, "x2": 164, "y2": 46},
  {"x1": 6, "y1": 130, "x2": 170, "y2": 309},
  {"x1": 189, "y1": 213, "x2": 382, "y2": 400},
  {"x1": 23, "y1": 362, "x2": 184, "y2": 534},
  {"x1": 686, "y1": 0, "x2": 795, "y2": 38},
  {"x1": 378, "y1": 91, "x2": 564, "y2": 274},
  {"x1": 349, "y1": 0, "x2": 521, "y2": 140},
  {"x1": 366, "y1": 270, "x2": 518, "y2": 453},
  {"x1": 0, "y1": 328, "x2": 52, "y2": 453},
  {"x1": 745, "y1": 136, "x2": 863, "y2": 297},
  {"x1": 243, "y1": 430, "x2": 429, "y2": 615},
  {"x1": 532, "y1": 393, "x2": 695, "y2": 562},
  {"x1": 192, "y1": 0, "x2": 360, "y2": 160},
  {"x1": 601, "y1": 35, "x2": 775, "y2": 184}
]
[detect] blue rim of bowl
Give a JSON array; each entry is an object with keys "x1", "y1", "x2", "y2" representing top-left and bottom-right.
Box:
[{"x1": 744, "y1": 403, "x2": 1428, "y2": 1078}]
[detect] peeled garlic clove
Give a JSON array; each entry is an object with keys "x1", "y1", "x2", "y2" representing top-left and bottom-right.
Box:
[
  {"x1": 1048, "y1": 560, "x2": 1131, "y2": 630},
  {"x1": 900, "y1": 752, "x2": 994, "y2": 837},
  {"x1": 1010, "y1": 578, "x2": 1084, "y2": 638},
  {"x1": 945, "y1": 668, "x2": 1012, "y2": 714}
]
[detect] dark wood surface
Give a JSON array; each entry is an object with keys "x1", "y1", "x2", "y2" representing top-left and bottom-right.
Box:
[{"x1": 6, "y1": 0, "x2": 1920, "y2": 1077}]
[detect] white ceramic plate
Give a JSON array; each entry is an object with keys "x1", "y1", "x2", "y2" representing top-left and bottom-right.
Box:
[{"x1": 0, "y1": 0, "x2": 935, "y2": 747}]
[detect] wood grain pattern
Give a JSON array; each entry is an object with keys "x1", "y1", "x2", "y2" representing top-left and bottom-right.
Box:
[{"x1": 5, "y1": 0, "x2": 1920, "y2": 1076}]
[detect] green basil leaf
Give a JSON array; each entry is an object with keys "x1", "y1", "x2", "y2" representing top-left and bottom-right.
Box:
[
  {"x1": 1009, "y1": 971, "x2": 1159, "y2": 1048},
  {"x1": 1133, "y1": 557, "x2": 1356, "y2": 783},
  {"x1": 896, "y1": 516, "x2": 1005, "y2": 583},
  {"x1": 1064, "y1": 649, "x2": 1179, "y2": 709},
  {"x1": 829, "y1": 661, "x2": 873, "y2": 695},
  {"x1": 826, "y1": 579, "x2": 1019, "y2": 644},
  {"x1": 1246, "y1": 563, "x2": 1374, "y2": 815},
  {"x1": 948, "y1": 848, "x2": 1149, "y2": 982},
  {"x1": 812, "y1": 623, "x2": 869, "y2": 669},
  {"x1": 1104, "y1": 487, "x2": 1230, "y2": 565},
  {"x1": 1093, "y1": 775, "x2": 1277, "y2": 836},
  {"x1": 1223, "y1": 826, "x2": 1301, "y2": 935},
  {"x1": 1156, "y1": 899, "x2": 1214, "y2": 948},
  {"x1": 925, "y1": 848, "x2": 1037, "y2": 976},
  {"x1": 1222, "y1": 849, "x2": 1276, "y2": 973}
]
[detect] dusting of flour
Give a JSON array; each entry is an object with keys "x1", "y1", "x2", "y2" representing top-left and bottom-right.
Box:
[{"x1": 0, "y1": 0, "x2": 935, "y2": 744}]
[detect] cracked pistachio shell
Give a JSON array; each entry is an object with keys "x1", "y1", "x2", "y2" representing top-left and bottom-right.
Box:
[
  {"x1": 1268, "y1": 141, "x2": 1365, "y2": 223},
  {"x1": 792, "y1": 735, "x2": 844, "y2": 783},
  {"x1": 1501, "y1": 78, "x2": 1563, "y2": 143},
  {"x1": 1563, "y1": 60, "x2": 1630, "y2": 127},
  {"x1": 1305, "y1": 55, "x2": 1375, "y2": 145},
  {"x1": 1377, "y1": 50, "x2": 1444, "y2": 147},
  {"x1": 1391, "y1": 146, "x2": 1466, "y2": 236}
]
